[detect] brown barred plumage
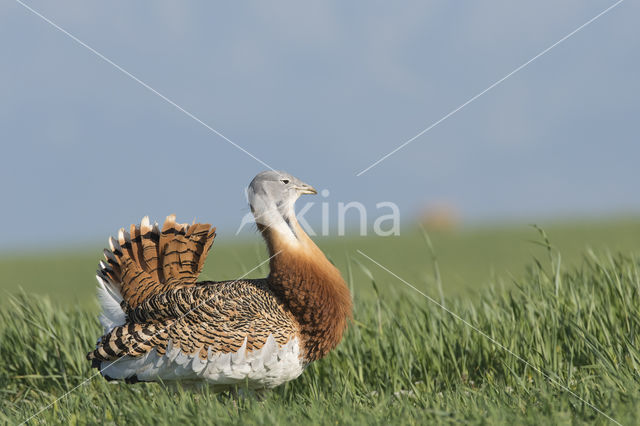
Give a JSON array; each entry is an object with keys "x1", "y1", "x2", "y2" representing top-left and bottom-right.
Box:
[{"x1": 88, "y1": 279, "x2": 298, "y2": 362}]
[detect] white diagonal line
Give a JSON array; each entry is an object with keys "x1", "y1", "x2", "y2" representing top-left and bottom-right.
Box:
[
  {"x1": 19, "y1": 250, "x2": 281, "y2": 425},
  {"x1": 356, "y1": 250, "x2": 621, "y2": 426},
  {"x1": 14, "y1": 0, "x2": 276, "y2": 172},
  {"x1": 356, "y1": 0, "x2": 625, "y2": 176}
]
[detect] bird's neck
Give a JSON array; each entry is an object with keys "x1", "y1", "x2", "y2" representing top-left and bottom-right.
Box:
[{"x1": 258, "y1": 211, "x2": 352, "y2": 362}]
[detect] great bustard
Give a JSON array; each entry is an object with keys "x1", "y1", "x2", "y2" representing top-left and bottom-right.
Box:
[{"x1": 87, "y1": 171, "x2": 352, "y2": 389}]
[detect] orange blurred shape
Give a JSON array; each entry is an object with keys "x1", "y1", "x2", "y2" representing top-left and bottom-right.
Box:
[{"x1": 418, "y1": 203, "x2": 460, "y2": 232}]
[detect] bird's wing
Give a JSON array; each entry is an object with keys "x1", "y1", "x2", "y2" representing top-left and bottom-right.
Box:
[
  {"x1": 87, "y1": 281, "x2": 300, "y2": 376},
  {"x1": 97, "y1": 215, "x2": 216, "y2": 310}
]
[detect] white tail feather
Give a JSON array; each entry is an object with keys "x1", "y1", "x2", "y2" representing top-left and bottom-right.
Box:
[{"x1": 96, "y1": 275, "x2": 126, "y2": 332}]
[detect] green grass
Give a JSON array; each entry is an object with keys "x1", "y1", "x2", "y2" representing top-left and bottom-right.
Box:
[
  {"x1": 1, "y1": 220, "x2": 640, "y2": 424},
  {"x1": 3, "y1": 218, "x2": 640, "y2": 307}
]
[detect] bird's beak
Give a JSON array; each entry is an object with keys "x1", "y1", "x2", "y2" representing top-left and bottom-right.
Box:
[{"x1": 297, "y1": 183, "x2": 317, "y2": 195}]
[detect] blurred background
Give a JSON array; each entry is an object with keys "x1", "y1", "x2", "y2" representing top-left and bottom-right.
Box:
[{"x1": 0, "y1": 1, "x2": 638, "y2": 305}]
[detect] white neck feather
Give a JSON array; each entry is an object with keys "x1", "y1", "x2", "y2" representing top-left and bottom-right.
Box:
[{"x1": 249, "y1": 188, "x2": 301, "y2": 247}]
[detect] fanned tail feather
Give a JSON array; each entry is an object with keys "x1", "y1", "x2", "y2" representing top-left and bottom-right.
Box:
[{"x1": 97, "y1": 215, "x2": 216, "y2": 312}]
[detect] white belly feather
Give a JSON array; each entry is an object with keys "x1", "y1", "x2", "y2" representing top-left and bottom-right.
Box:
[{"x1": 98, "y1": 334, "x2": 305, "y2": 389}]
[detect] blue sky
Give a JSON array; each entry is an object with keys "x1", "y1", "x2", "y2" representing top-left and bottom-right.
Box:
[{"x1": 0, "y1": 1, "x2": 638, "y2": 249}]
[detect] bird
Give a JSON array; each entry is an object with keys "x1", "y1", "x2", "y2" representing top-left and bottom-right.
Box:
[{"x1": 87, "y1": 171, "x2": 352, "y2": 391}]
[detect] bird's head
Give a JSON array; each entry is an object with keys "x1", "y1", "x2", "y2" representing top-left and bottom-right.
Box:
[{"x1": 248, "y1": 170, "x2": 317, "y2": 235}]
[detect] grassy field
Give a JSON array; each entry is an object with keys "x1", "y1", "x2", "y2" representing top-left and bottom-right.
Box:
[
  {"x1": 1, "y1": 219, "x2": 640, "y2": 424},
  {"x1": 3, "y1": 218, "x2": 640, "y2": 307}
]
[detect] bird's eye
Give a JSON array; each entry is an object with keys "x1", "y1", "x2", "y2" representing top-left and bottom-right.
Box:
[{"x1": 281, "y1": 179, "x2": 290, "y2": 184}]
